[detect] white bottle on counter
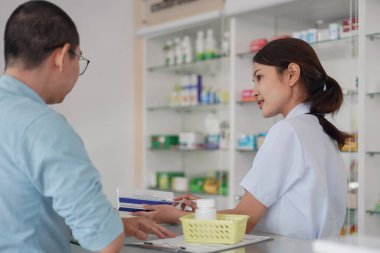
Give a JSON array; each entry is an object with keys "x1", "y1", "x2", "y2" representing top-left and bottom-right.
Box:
[{"x1": 195, "y1": 199, "x2": 217, "y2": 220}]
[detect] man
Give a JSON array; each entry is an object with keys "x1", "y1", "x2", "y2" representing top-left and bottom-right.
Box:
[{"x1": 0, "y1": 1, "x2": 174, "y2": 252}]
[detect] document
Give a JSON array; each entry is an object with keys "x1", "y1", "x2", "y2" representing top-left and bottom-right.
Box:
[
  {"x1": 117, "y1": 187, "x2": 174, "y2": 212},
  {"x1": 125, "y1": 235, "x2": 272, "y2": 253}
]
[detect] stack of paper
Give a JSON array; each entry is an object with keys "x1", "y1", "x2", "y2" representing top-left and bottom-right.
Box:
[{"x1": 117, "y1": 188, "x2": 174, "y2": 213}]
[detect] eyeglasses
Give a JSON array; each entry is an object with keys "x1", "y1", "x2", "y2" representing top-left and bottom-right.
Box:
[
  {"x1": 44, "y1": 45, "x2": 90, "y2": 76},
  {"x1": 69, "y1": 49, "x2": 90, "y2": 76}
]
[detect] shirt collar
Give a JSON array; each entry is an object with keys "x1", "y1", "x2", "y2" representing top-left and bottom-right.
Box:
[
  {"x1": 0, "y1": 75, "x2": 45, "y2": 104},
  {"x1": 285, "y1": 103, "x2": 311, "y2": 119}
]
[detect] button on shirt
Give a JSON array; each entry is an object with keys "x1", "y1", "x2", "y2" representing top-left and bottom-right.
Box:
[
  {"x1": 0, "y1": 75, "x2": 123, "y2": 253},
  {"x1": 240, "y1": 103, "x2": 347, "y2": 239}
]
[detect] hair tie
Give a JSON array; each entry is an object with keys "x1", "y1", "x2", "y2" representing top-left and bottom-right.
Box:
[
  {"x1": 306, "y1": 112, "x2": 325, "y2": 117},
  {"x1": 322, "y1": 75, "x2": 327, "y2": 91}
]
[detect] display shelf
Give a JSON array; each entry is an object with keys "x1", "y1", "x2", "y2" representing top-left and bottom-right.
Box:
[
  {"x1": 147, "y1": 103, "x2": 228, "y2": 112},
  {"x1": 236, "y1": 100, "x2": 256, "y2": 105},
  {"x1": 236, "y1": 148, "x2": 257, "y2": 153},
  {"x1": 149, "y1": 188, "x2": 228, "y2": 198},
  {"x1": 367, "y1": 91, "x2": 380, "y2": 98},
  {"x1": 366, "y1": 32, "x2": 380, "y2": 40},
  {"x1": 147, "y1": 56, "x2": 228, "y2": 76},
  {"x1": 236, "y1": 36, "x2": 355, "y2": 59},
  {"x1": 149, "y1": 147, "x2": 228, "y2": 152},
  {"x1": 366, "y1": 151, "x2": 380, "y2": 157},
  {"x1": 366, "y1": 210, "x2": 380, "y2": 215},
  {"x1": 341, "y1": 150, "x2": 358, "y2": 154},
  {"x1": 343, "y1": 89, "x2": 358, "y2": 96}
]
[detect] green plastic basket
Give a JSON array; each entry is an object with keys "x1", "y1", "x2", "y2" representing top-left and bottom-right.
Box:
[{"x1": 180, "y1": 214, "x2": 249, "y2": 244}]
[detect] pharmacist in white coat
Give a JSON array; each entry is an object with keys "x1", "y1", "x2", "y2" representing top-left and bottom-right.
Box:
[{"x1": 135, "y1": 38, "x2": 349, "y2": 240}]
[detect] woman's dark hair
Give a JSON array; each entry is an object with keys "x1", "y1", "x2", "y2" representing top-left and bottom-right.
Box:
[
  {"x1": 253, "y1": 38, "x2": 350, "y2": 149},
  {"x1": 4, "y1": 0, "x2": 79, "y2": 69}
]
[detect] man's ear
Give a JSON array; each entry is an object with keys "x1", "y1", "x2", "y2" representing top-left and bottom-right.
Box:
[
  {"x1": 287, "y1": 63, "x2": 300, "y2": 87},
  {"x1": 54, "y1": 43, "x2": 71, "y2": 72}
]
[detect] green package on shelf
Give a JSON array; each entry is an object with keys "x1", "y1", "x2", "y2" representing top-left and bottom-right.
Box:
[
  {"x1": 189, "y1": 178, "x2": 206, "y2": 193},
  {"x1": 151, "y1": 135, "x2": 179, "y2": 149}
]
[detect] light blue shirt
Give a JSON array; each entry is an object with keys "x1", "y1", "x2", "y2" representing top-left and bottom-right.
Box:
[
  {"x1": 241, "y1": 103, "x2": 347, "y2": 239},
  {"x1": 0, "y1": 75, "x2": 123, "y2": 252}
]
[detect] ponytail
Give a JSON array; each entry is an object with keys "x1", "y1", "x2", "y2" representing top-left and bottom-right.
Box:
[
  {"x1": 307, "y1": 75, "x2": 351, "y2": 149},
  {"x1": 253, "y1": 38, "x2": 352, "y2": 149}
]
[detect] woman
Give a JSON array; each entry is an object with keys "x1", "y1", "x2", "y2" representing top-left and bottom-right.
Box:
[{"x1": 135, "y1": 38, "x2": 349, "y2": 240}]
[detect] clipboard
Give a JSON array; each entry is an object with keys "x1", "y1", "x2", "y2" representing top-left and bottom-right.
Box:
[{"x1": 125, "y1": 235, "x2": 272, "y2": 253}]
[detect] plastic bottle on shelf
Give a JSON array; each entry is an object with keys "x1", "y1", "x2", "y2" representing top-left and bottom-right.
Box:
[
  {"x1": 182, "y1": 35, "x2": 193, "y2": 64},
  {"x1": 221, "y1": 31, "x2": 230, "y2": 57},
  {"x1": 205, "y1": 113, "x2": 220, "y2": 149},
  {"x1": 169, "y1": 84, "x2": 181, "y2": 107},
  {"x1": 190, "y1": 74, "x2": 198, "y2": 105},
  {"x1": 163, "y1": 40, "x2": 173, "y2": 66},
  {"x1": 180, "y1": 75, "x2": 190, "y2": 106},
  {"x1": 174, "y1": 37, "x2": 183, "y2": 65},
  {"x1": 195, "y1": 199, "x2": 217, "y2": 220},
  {"x1": 166, "y1": 40, "x2": 175, "y2": 66},
  {"x1": 205, "y1": 29, "x2": 217, "y2": 59},
  {"x1": 195, "y1": 30, "x2": 205, "y2": 61}
]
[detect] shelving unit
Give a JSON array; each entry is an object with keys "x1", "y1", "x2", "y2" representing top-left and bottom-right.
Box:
[
  {"x1": 141, "y1": 15, "x2": 233, "y2": 209},
  {"x1": 147, "y1": 56, "x2": 228, "y2": 76},
  {"x1": 147, "y1": 103, "x2": 228, "y2": 113},
  {"x1": 358, "y1": 0, "x2": 380, "y2": 237},
  {"x1": 139, "y1": 0, "x2": 363, "y2": 221},
  {"x1": 366, "y1": 210, "x2": 380, "y2": 215}
]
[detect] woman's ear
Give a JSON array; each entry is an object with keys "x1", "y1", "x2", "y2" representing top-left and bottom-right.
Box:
[
  {"x1": 54, "y1": 43, "x2": 71, "y2": 72},
  {"x1": 287, "y1": 63, "x2": 300, "y2": 87}
]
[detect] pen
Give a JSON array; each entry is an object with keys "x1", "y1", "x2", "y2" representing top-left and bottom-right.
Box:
[{"x1": 141, "y1": 241, "x2": 186, "y2": 252}]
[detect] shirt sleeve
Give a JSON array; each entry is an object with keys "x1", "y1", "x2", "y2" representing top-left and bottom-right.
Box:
[
  {"x1": 240, "y1": 120, "x2": 305, "y2": 207},
  {"x1": 17, "y1": 112, "x2": 123, "y2": 251}
]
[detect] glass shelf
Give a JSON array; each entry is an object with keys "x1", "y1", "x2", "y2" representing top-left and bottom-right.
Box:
[
  {"x1": 236, "y1": 148, "x2": 257, "y2": 153},
  {"x1": 341, "y1": 150, "x2": 358, "y2": 154},
  {"x1": 367, "y1": 91, "x2": 380, "y2": 98},
  {"x1": 150, "y1": 188, "x2": 228, "y2": 197},
  {"x1": 367, "y1": 32, "x2": 380, "y2": 40},
  {"x1": 367, "y1": 151, "x2": 380, "y2": 157},
  {"x1": 147, "y1": 103, "x2": 228, "y2": 112},
  {"x1": 236, "y1": 36, "x2": 356, "y2": 59},
  {"x1": 147, "y1": 56, "x2": 228, "y2": 76},
  {"x1": 343, "y1": 89, "x2": 358, "y2": 96},
  {"x1": 236, "y1": 100, "x2": 256, "y2": 105},
  {"x1": 366, "y1": 210, "x2": 380, "y2": 215},
  {"x1": 149, "y1": 147, "x2": 228, "y2": 152}
]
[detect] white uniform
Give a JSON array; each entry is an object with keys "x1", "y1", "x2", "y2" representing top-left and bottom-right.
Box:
[{"x1": 240, "y1": 103, "x2": 347, "y2": 239}]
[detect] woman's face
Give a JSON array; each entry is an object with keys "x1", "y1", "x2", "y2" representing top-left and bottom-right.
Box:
[{"x1": 252, "y1": 62, "x2": 293, "y2": 118}]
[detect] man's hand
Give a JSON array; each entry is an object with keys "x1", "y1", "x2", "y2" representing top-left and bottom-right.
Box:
[
  {"x1": 122, "y1": 216, "x2": 176, "y2": 240},
  {"x1": 133, "y1": 204, "x2": 188, "y2": 224}
]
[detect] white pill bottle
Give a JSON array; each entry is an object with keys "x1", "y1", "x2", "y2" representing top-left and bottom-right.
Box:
[{"x1": 195, "y1": 199, "x2": 217, "y2": 220}]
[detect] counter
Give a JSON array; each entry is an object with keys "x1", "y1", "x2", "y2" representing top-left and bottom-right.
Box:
[{"x1": 71, "y1": 224, "x2": 313, "y2": 253}]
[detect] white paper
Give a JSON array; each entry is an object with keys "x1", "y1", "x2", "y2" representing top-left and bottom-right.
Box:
[{"x1": 127, "y1": 235, "x2": 271, "y2": 253}]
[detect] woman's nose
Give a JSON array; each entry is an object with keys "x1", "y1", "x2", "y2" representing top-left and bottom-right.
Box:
[{"x1": 252, "y1": 89, "x2": 260, "y2": 102}]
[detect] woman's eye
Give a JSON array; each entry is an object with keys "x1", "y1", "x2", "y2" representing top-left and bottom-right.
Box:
[{"x1": 256, "y1": 75, "x2": 263, "y2": 81}]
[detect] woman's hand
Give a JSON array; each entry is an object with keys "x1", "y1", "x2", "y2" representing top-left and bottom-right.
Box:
[
  {"x1": 122, "y1": 216, "x2": 176, "y2": 240},
  {"x1": 173, "y1": 193, "x2": 200, "y2": 211},
  {"x1": 133, "y1": 204, "x2": 188, "y2": 224}
]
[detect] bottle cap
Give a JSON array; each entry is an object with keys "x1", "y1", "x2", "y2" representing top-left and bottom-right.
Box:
[{"x1": 197, "y1": 199, "x2": 215, "y2": 208}]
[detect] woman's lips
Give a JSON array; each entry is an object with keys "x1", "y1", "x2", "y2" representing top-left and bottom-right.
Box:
[{"x1": 257, "y1": 100, "x2": 264, "y2": 109}]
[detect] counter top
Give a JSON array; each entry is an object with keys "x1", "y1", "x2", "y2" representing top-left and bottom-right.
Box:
[
  {"x1": 72, "y1": 224, "x2": 313, "y2": 253},
  {"x1": 125, "y1": 227, "x2": 312, "y2": 253}
]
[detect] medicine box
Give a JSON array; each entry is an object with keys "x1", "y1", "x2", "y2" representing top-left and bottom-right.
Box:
[{"x1": 150, "y1": 135, "x2": 179, "y2": 149}]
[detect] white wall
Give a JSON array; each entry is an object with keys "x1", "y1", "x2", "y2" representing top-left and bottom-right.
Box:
[{"x1": 0, "y1": 0, "x2": 135, "y2": 207}]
